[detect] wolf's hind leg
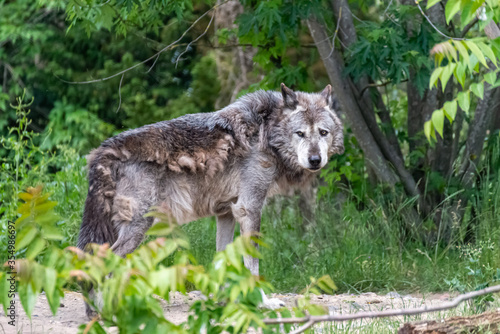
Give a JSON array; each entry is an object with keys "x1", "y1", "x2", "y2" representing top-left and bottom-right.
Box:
[
  {"x1": 110, "y1": 196, "x2": 153, "y2": 257},
  {"x1": 111, "y1": 219, "x2": 152, "y2": 257},
  {"x1": 216, "y1": 212, "x2": 236, "y2": 251}
]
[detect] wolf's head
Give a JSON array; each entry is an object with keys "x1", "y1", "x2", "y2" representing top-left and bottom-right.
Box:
[{"x1": 273, "y1": 83, "x2": 344, "y2": 172}]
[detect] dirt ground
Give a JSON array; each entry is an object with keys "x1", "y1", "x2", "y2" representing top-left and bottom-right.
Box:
[{"x1": 0, "y1": 290, "x2": 457, "y2": 334}]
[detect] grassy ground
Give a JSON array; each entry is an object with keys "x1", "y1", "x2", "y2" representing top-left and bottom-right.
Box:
[
  {"x1": 181, "y1": 192, "x2": 500, "y2": 296},
  {"x1": 2, "y1": 112, "x2": 500, "y2": 298}
]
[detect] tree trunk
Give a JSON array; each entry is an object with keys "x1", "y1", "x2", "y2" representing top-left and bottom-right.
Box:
[
  {"x1": 328, "y1": 0, "x2": 420, "y2": 198},
  {"x1": 214, "y1": 0, "x2": 256, "y2": 109},
  {"x1": 398, "y1": 311, "x2": 500, "y2": 334},
  {"x1": 306, "y1": 17, "x2": 399, "y2": 186}
]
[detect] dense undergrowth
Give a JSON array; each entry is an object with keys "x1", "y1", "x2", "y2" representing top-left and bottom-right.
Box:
[{"x1": 2, "y1": 98, "x2": 500, "y2": 299}]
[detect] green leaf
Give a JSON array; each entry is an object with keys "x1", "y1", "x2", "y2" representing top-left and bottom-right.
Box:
[
  {"x1": 0, "y1": 272, "x2": 9, "y2": 315},
  {"x1": 484, "y1": 71, "x2": 497, "y2": 85},
  {"x1": 431, "y1": 109, "x2": 445, "y2": 138},
  {"x1": 457, "y1": 90, "x2": 470, "y2": 112},
  {"x1": 307, "y1": 304, "x2": 328, "y2": 316},
  {"x1": 445, "y1": 0, "x2": 462, "y2": 24},
  {"x1": 146, "y1": 222, "x2": 175, "y2": 236},
  {"x1": 426, "y1": 0, "x2": 441, "y2": 9},
  {"x1": 44, "y1": 268, "x2": 59, "y2": 315},
  {"x1": 424, "y1": 120, "x2": 433, "y2": 141},
  {"x1": 440, "y1": 63, "x2": 456, "y2": 91},
  {"x1": 26, "y1": 237, "x2": 46, "y2": 260},
  {"x1": 429, "y1": 67, "x2": 443, "y2": 89},
  {"x1": 470, "y1": 82, "x2": 484, "y2": 99},
  {"x1": 16, "y1": 225, "x2": 38, "y2": 250},
  {"x1": 453, "y1": 40, "x2": 470, "y2": 70},
  {"x1": 454, "y1": 62, "x2": 466, "y2": 87},
  {"x1": 44, "y1": 268, "x2": 56, "y2": 300},
  {"x1": 41, "y1": 224, "x2": 64, "y2": 240},
  {"x1": 18, "y1": 283, "x2": 37, "y2": 319},
  {"x1": 316, "y1": 275, "x2": 337, "y2": 294},
  {"x1": 491, "y1": 78, "x2": 500, "y2": 88},
  {"x1": 465, "y1": 40, "x2": 487, "y2": 68},
  {"x1": 477, "y1": 41, "x2": 497, "y2": 67},
  {"x1": 443, "y1": 100, "x2": 458, "y2": 122}
]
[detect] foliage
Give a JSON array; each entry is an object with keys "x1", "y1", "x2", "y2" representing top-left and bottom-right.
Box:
[
  {"x1": 0, "y1": 0, "x2": 220, "y2": 153},
  {"x1": 445, "y1": 240, "x2": 500, "y2": 312},
  {"x1": 2, "y1": 189, "x2": 337, "y2": 333},
  {"x1": 0, "y1": 96, "x2": 87, "y2": 264},
  {"x1": 3, "y1": 0, "x2": 500, "y2": 330},
  {"x1": 345, "y1": 6, "x2": 437, "y2": 94},
  {"x1": 425, "y1": 0, "x2": 500, "y2": 140}
]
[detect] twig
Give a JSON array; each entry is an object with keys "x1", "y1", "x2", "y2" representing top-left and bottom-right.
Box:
[
  {"x1": 115, "y1": 73, "x2": 124, "y2": 113},
  {"x1": 460, "y1": 16, "x2": 479, "y2": 38},
  {"x1": 414, "y1": 0, "x2": 464, "y2": 41},
  {"x1": 359, "y1": 79, "x2": 408, "y2": 96},
  {"x1": 263, "y1": 284, "x2": 500, "y2": 333},
  {"x1": 175, "y1": 12, "x2": 215, "y2": 68},
  {"x1": 3, "y1": 62, "x2": 26, "y2": 89},
  {"x1": 383, "y1": 0, "x2": 394, "y2": 16},
  {"x1": 290, "y1": 319, "x2": 315, "y2": 334},
  {"x1": 146, "y1": 54, "x2": 161, "y2": 73},
  {"x1": 327, "y1": 7, "x2": 342, "y2": 58},
  {"x1": 56, "y1": 1, "x2": 229, "y2": 85}
]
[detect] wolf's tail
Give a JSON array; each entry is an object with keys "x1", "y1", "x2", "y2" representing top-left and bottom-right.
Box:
[{"x1": 77, "y1": 147, "x2": 120, "y2": 250}]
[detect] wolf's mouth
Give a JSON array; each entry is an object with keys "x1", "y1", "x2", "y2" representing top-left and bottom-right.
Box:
[{"x1": 308, "y1": 167, "x2": 321, "y2": 172}]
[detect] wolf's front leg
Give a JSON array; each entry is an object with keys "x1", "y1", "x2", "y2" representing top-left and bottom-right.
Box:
[
  {"x1": 232, "y1": 156, "x2": 275, "y2": 276},
  {"x1": 230, "y1": 156, "x2": 285, "y2": 309}
]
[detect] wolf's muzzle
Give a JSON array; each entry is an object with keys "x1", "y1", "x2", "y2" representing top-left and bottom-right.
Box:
[{"x1": 308, "y1": 155, "x2": 321, "y2": 169}]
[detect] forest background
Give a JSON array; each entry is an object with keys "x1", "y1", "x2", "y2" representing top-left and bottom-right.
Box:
[{"x1": 1, "y1": 0, "x2": 500, "y2": 298}]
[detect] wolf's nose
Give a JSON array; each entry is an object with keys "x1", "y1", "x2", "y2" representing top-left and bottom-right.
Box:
[{"x1": 309, "y1": 155, "x2": 321, "y2": 167}]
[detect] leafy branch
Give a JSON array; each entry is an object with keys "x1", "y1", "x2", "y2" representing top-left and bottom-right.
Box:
[{"x1": 55, "y1": 1, "x2": 229, "y2": 85}]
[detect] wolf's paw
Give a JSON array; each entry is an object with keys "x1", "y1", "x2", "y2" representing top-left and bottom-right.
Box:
[
  {"x1": 85, "y1": 305, "x2": 100, "y2": 320},
  {"x1": 259, "y1": 289, "x2": 285, "y2": 310}
]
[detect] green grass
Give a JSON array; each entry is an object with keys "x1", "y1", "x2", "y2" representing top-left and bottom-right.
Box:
[
  {"x1": 3, "y1": 107, "x2": 500, "y2": 298},
  {"x1": 176, "y1": 185, "x2": 500, "y2": 296}
]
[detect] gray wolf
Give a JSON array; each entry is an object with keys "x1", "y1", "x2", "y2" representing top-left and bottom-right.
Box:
[{"x1": 78, "y1": 84, "x2": 344, "y2": 313}]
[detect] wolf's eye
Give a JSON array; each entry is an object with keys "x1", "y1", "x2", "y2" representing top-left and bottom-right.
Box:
[
  {"x1": 320, "y1": 130, "x2": 329, "y2": 136},
  {"x1": 296, "y1": 131, "x2": 305, "y2": 138}
]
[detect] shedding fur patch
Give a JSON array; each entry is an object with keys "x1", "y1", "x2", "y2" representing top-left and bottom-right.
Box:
[
  {"x1": 112, "y1": 195, "x2": 137, "y2": 224},
  {"x1": 178, "y1": 155, "x2": 196, "y2": 172}
]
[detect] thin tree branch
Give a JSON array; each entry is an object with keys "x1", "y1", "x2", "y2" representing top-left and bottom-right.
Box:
[
  {"x1": 359, "y1": 78, "x2": 408, "y2": 96},
  {"x1": 290, "y1": 320, "x2": 315, "y2": 334},
  {"x1": 460, "y1": 16, "x2": 479, "y2": 38},
  {"x1": 414, "y1": 0, "x2": 464, "y2": 40},
  {"x1": 263, "y1": 284, "x2": 500, "y2": 332},
  {"x1": 175, "y1": 13, "x2": 215, "y2": 68},
  {"x1": 327, "y1": 7, "x2": 342, "y2": 59},
  {"x1": 55, "y1": 1, "x2": 229, "y2": 85},
  {"x1": 115, "y1": 73, "x2": 124, "y2": 113}
]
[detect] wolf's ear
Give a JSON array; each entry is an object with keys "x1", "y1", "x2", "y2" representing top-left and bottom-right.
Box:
[
  {"x1": 320, "y1": 84, "x2": 332, "y2": 106},
  {"x1": 281, "y1": 83, "x2": 298, "y2": 108}
]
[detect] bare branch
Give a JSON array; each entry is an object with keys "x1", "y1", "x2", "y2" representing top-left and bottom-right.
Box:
[
  {"x1": 460, "y1": 16, "x2": 479, "y2": 38},
  {"x1": 327, "y1": 7, "x2": 342, "y2": 59},
  {"x1": 115, "y1": 73, "x2": 124, "y2": 113},
  {"x1": 175, "y1": 13, "x2": 215, "y2": 68},
  {"x1": 56, "y1": 1, "x2": 229, "y2": 85},
  {"x1": 290, "y1": 320, "x2": 315, "y2": 334},
  {"x1": 414, "y1": 0, "x2": 465, "y2": 41},
  {"x1": 359, "y1": 78, "x2": 408, "y2": 96},
  {"x1": 263, "y1": 284, "x2": 500, "y2": 333}
]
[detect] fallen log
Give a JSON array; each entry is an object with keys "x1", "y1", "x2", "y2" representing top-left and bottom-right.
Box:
[{"x1": 398, "y1": 311, "x2": 500, "y2": 334}]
